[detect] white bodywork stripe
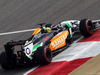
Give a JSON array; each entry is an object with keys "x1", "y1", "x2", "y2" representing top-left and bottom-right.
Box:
[{"x1": 92, "y1": 20, "x2": 100, "y2": 22}]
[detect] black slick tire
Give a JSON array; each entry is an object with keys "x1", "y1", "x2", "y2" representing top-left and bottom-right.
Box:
[
  {"x1": 0, "y1": 51, "x2": 16, "y2": 70},
  {"x1": 80, "y1": 19, "x2": 94, "y2": 37},
  {"x1": 36, "y1": 46, "x2": 52, "y2": 65}
]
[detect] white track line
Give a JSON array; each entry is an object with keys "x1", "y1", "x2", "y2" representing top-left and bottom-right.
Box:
[
  {"x1": 23, "y1": 65, "x2": 40, "y2": 75},
  {"x1": 73, "y1": 36, "x2": 83, "y2": 43},
  {"x1": 0, "y1": 28, "x2": 36, "y2": 36},
  {"x1": 68, "y1": 42, "x2": 97, "y2": 61}
]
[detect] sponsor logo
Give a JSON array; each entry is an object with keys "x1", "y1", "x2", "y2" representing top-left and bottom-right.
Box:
[
  {"x1": 26, "y1": 48, "x2": 31, "y2": 55},
  {"x1": 52, "y1": 33, "x2": 67, "y2": 48},
  {"x1": 42, "y1": 35, "x2": 49, "y2": 42}
]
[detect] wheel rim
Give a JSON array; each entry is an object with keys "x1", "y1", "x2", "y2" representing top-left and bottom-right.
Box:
[
  {"x1": 86, "y1": 20, "x2": 94, "y2": 34},
  {"x1": 45, "y1": 48, "x2": 52, "y2": 62}
]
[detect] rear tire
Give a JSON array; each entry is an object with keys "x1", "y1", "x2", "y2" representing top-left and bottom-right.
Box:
[
  {"x1": 36, "y1": 47, "x2": 52, "y2": 65},
  {"x1": 80, "y1": 19, "x2": 94, "y2": 37},
  {"x1": 0, "y1": 51, "x2": 16, "y2": 70}
]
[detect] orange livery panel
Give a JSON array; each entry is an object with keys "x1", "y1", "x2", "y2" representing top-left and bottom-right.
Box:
[
  {"x1": 49, "y1": 31, "x2": 69, "y2": 51},
  {"x1": 32, "y1": 28, "x2": 41, "y2": 35}
]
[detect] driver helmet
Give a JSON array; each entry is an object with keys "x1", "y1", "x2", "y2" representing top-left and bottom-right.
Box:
[{"x1": 46, "y1": 27, "x2": 51, "y2": 33}]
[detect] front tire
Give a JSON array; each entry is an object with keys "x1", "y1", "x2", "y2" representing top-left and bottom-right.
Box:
[
  {"x1": 36, "y1": 47, "x2": 52, "y2": 65},
  {"x1": 0, "y1": 51, "x2": 16, "y2": 70},
  {"x1": 80, "y1": 19, "x2": 94, "y2": 37}
]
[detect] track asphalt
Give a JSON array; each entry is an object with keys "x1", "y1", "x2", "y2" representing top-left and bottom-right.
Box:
[{"x1": 0, "y1": 0, "x2": 100, "y2": 75}]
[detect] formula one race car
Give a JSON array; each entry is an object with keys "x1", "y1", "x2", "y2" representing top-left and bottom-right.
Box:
[{"x1": 0, "y1": 19, "x2": 100, "y2": 70}]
